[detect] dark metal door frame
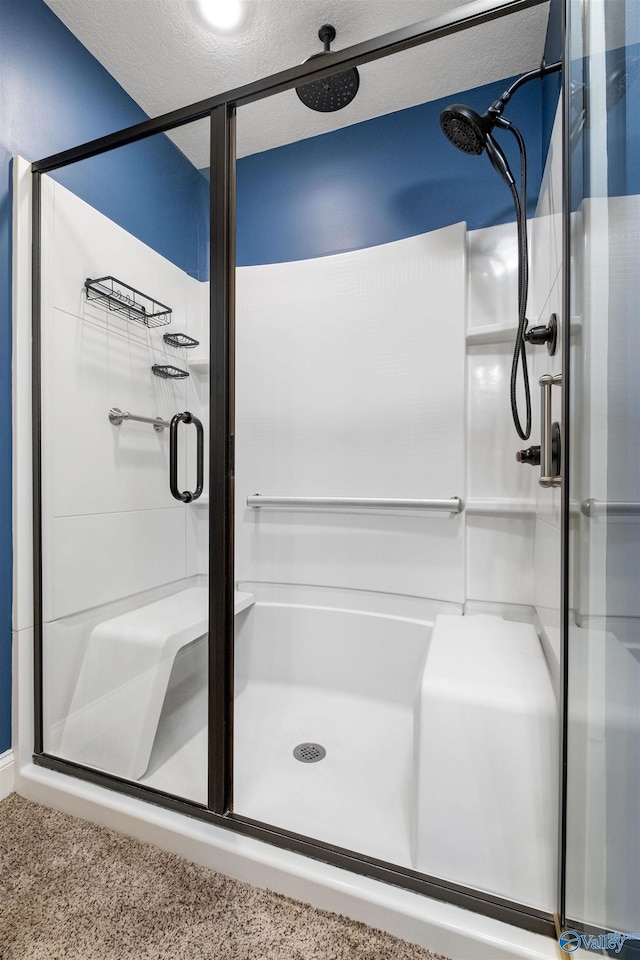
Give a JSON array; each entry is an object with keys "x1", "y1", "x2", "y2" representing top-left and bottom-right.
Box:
[
  {"x1": 30, "y1": 0, "x2": 560, "y2": 937},
  {"x1": 559, "y1": 0, "x2": 570, "y2": 930},
  {"x1": 208, "y1": 103, "x2": 236, "y2": 815}
]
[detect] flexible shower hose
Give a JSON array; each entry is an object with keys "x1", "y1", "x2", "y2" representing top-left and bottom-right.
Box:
[{"x1": 503, "y1": 122, "x2": 531, "y2": 441}]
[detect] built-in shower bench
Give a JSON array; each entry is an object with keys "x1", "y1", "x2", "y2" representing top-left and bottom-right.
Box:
[
  {"x1": 59, "y1": 587, "x2": 254, "y2": 781},
  {"x1": 413, "y1": 613, "x2": 557, "y2": 911}
]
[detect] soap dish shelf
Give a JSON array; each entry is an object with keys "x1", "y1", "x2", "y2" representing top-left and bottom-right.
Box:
[
  {"x1": 85, "y1": 276, "x2": 172, "y2": 328},
  {"x1": 163, "y1": 333, "x2": 200, "y2": 349},
  {"x1": 152, "y1": 364, "x2": 189, "y2": 380}
]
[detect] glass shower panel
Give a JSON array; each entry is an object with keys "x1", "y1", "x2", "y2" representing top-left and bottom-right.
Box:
[
  {"x1": 39, "y1": 120, "x2": 211, "y2": 805},
  {"x1": 232, "y1": 8, "x2": 558, "y2": 916},
  {"x1": 232, "y1": 69, "x2": 467, "y2": 869},
  {"x1": 565, "y1": 0, "x2": 640, "y2": 941}
]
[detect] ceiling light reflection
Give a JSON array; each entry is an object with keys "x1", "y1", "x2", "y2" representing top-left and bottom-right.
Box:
[{"x1": 198, "y1": 0, "x2": 247, "y2": 33}]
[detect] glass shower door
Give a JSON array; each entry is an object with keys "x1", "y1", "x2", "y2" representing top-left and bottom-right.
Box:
[
  {"x1": 564, "y1": 0, "x2": 640, "y2": 944},
  {"x1": 37, "y1": 120, "x2": 212, "y2": 805}
]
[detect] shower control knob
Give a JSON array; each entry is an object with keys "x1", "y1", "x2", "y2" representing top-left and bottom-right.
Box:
[{"x1": 516, "y1": 445, "x2": 541, "y2": 466}]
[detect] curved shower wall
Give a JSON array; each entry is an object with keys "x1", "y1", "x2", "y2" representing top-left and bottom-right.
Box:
[{"x1": 234, "y1": 224, "x2": 466, "y2": 604}]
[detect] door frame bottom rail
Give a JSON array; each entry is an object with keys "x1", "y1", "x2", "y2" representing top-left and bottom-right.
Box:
[{"x1": 32, "y1": 752, "x2": 556, "y2": 939}]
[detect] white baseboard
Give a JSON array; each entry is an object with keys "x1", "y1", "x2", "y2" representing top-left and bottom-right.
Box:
[{"x1": 0, "y1": 750, "x2": 15, "y2": 799}]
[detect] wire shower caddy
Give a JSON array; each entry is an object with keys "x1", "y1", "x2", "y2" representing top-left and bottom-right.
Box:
[{"x1": 84, "y1": 276, "x2": 172, "y2": 328}]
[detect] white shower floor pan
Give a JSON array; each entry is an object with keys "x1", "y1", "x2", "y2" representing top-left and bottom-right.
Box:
[
  {"x1": 142, "y1": 586, "x2": 432, "y2": 871},
  {"x1": 234, "y1": 682, "x2": 414, "y2": 866},
  {"x1": 141, "y1": 679, "x2": 415, "y2": 867},
  {"x1": 141, "y1": 672, "x2": 416, "y2": 869},
  {"x1": 232, "y1": 587, "x2": 439, "y2": 864}
]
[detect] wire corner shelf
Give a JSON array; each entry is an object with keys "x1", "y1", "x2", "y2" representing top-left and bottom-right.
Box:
[{"x1": 85, "y1": 276, "x2": 172, "y2": 328}]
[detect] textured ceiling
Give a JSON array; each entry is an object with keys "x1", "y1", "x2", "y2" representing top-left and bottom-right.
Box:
[{"x1": 43, "y1": 0, "x2": 550, "y2": 165}]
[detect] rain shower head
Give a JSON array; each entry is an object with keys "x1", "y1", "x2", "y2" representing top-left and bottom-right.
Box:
[{"x1": 296, "y1": 24, "x2": 360, "y2": 113}]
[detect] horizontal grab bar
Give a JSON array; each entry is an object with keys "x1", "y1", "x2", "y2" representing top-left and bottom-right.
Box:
[
  {"x1": 581, "y1": 498, "x2": 640, "y2": 518},
  {"x1": 109, "y1": 407, "x2": 170, "y2": 432},
  {"x1": 465, "y1": 498, "x2": 536, "y2": 518},
  {"x1": 247, "y1": 495, "x2": 464, "y2": 514}
]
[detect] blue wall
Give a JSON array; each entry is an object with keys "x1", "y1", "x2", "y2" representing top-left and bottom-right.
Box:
[
  {"x1": 0, "y1": 0, "x2": 207, "y2": 754},
  {"x1": 236, "y1": 76, "x2": 544, "y2": 266},
  {"x1": 52, "y1": 134, "x2": 210, "y2": 283}
]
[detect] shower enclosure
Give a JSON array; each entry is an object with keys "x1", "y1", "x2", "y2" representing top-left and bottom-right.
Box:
[{"x1": 20, "y1": 0, "x2": 639, "y2": 951}]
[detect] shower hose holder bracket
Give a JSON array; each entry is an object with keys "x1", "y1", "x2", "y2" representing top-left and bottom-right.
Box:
[{"x1": 524, "y1": 313, "x2": 558, "y2": 355}]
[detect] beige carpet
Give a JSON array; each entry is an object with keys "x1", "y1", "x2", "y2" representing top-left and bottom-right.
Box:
[{"x1": 0, "y1": 794, "x2": 450, "y2": 960}]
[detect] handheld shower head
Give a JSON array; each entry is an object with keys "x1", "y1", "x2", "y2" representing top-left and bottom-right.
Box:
[
  {"x1": 484, "y1": 130, "x2": 516, "y2": 189},
  {"x1": 439, "y1": 104, "x2": 489, "y2": 155},
  {"x1": 439, "y1": 60, "x2": 562, "y2": 163},
  {"x1": 439, "y1": 104, "x2": 515, "y2": 189},
  {"x1": 438, "y1": 60, "x2": 562, "y2": 443}
]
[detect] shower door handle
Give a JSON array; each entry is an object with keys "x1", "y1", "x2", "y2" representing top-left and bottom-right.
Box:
[
  {"x1": 169, "y1": 411, "x2": 204, "y2": 502},
  {"x1": 539, "y1": 374, "x2": 562, "y2": 488}
]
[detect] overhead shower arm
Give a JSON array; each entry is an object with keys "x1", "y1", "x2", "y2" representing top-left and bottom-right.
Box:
[
  {"x1": 488, "y1": 59, "x2": 562, "y2": 118},
  {"x1": 319, "y1": 24, "x2": 336, "y2": 52}
]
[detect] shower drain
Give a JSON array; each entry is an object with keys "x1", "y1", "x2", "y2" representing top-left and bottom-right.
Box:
[{"x1": 293, "y1": 742, "x2": 326, "y2": 763}]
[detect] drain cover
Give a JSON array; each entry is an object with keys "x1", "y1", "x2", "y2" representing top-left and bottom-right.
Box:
[{"x1": 293, "y1": 742, "x2": 326, "y2": 763}]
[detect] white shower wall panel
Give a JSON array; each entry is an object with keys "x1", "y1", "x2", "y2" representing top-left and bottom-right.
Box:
[
  {"x1": 533, "y1": 514, "x2": 561, "y2": 678},
  {"x1": 532, "y1": 272, "x2": 562, "y2": 681},
  {"x1": 44, "y1": 180, "x2": 198, "y2": 349},
  {"x1": 48, "y1": 510, "x2": 187, "y2": 621},
  {"x1": 45, "y1": 309, "x2": 191, "y2": 518},
  {"x1": 531, "y1": 102, "x2": 563, "y2": 538},
  {"x1": 531, "y1": 101, "x2": 563, "y2": 675},
  {"x1": 466, "y1": 220, "x2": 528, "y2": 332},
  {"x1": 235, "y1": 225, "x2": 466, "y2": 603},
  {"x1": 40, "y1": 177, "x2": 206, "y2": 620},
  {"x1": 466, "y1": 343, "x2": 539, "y2": 502},
  {"x1": 530, "y1": 105, "x2": 563, "y2": 325},
  {"x1": 465, "y1": 221, "x2": 537, "y2": 607},
  {"x1": 574, "y1": 195, "x2": 640, "y2": 621},
  {"x1": 466, "y1": 517, "x2": 534, "y2": 606}
]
